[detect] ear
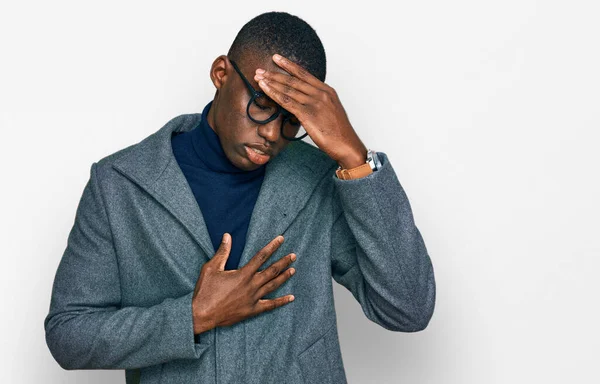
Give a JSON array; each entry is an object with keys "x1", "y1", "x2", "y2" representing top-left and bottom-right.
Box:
[{"x1": 209, "y1": 55, "x2": 230, "y2": 90}]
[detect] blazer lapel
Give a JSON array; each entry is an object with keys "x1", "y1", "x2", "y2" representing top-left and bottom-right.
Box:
[{"x1": 112, "y1": 113, "x2": 335, "y2": 266}]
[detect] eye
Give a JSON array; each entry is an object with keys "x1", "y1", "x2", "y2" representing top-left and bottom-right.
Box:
[
  {"x1": 253, "y1": 97, "x2": 276, "y2": 110},
  {"x1": 283, "y1": 112, "x2": 300, "y2": 125},
  {"x1": 254, "y1": 101, "x2": 270, "y2": 110}
]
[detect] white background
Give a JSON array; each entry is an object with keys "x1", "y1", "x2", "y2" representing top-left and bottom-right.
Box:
[{"x1": 1, "y1": 1, "x2": 599, "y2": 383}]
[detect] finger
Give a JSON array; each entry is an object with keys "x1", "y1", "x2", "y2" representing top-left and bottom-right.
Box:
[
  {"x1": 254, "y1": 70, "x2": 319, "y2": 98},
  {"x1": 254, "y1": 74, "x2": 312, "y2": 105},
  {"x1": 254, "y1": 294, "x2": 295, "y2": 314},
  {"x1": 272, "y1": 54, "x2": 328, "y2": 91},
  {"x1": 243, "y1": 235, "x2": 285, "y2": 274},
  {"x1": 213, "y1": 233, "x2": 232, "y2": 271},
  {"x1": 257, "y1": 79, "x2": 304, "y2": 117},
  {"x1": 255, "y1": 266, "x2": 296, "y2": 299},
  {"x1": 254, "y1": 252, "x2": 296, "y2": 287}
]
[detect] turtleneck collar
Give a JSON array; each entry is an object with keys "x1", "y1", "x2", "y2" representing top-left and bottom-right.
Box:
[{"x1": 191, "y1": 100, "x2": 266, "y2": 175}]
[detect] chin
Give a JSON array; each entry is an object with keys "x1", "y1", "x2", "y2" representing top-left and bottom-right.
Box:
[{"x1": 229, "y1": 146, "x2": 256, "y2": 171}]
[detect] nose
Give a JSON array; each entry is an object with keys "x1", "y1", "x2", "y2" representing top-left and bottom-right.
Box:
[{"x1": 256, "y1": 117, "x2": 282, "y2": 144}]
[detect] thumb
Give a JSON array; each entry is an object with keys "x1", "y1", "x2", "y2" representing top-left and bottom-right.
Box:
[{"x1": 213, "y1": 233, "x2": 232, "y2": 270}]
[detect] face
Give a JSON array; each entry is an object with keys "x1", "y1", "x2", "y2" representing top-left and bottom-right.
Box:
[{"x1": 207, "y1": 54, "x2": 293, "y2": 171}]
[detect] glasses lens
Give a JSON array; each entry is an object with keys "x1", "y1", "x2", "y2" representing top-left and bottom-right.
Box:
[
  {"x1": 282, "y1": 116, "x2": 307, "y2": 140},
  {"x1": 248, "y1": 94, "x2": 278, "y2": 122}
]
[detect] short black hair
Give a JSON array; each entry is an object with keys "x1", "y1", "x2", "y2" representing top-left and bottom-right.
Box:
[{"x1": 227, "y1": 11, "x2": 327, "y2": 82}]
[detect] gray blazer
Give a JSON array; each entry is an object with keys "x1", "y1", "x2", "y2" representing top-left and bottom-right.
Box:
[{"x1": 44, "y1": 113, "x2": 436, "y2": 383}]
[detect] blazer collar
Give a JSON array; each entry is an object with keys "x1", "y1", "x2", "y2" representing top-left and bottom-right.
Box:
[{"x1": 112, "y1": 113, "x2": 335, "y2": 266}]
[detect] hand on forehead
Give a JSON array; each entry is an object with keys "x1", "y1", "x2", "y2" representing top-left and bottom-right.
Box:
[{"x1": 254, "y1": 65, "x2": 290, "y2": 87}]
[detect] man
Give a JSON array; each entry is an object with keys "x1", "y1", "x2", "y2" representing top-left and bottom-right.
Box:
[{"x1": 44, "y1": 11, "x2": 436, "y2": 384}]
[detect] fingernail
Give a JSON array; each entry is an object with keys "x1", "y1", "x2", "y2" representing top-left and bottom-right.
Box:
[
  {"x1": 223, "y1": 233, "x2": 229, "y2": 244},
  {"x1": 289, "y1": 295, "x2": 295, "y2": 302},
  {"x1": 274, "y1": 54, "x2": 282, "y2": 61},
  {"x1": 291, "y1": 253, "x2": 296, "y2": 261},
  {"x1": 254, "y1": 73, "x2": 264, "y2": 80},
  {"x1": 290, "y1": 268, "x2": 296, "y2": 275},
  {"x1": 256, "y1": 68, "x2": 265, "y2": 74}
]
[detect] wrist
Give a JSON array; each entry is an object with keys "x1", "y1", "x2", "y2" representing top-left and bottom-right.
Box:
[
  {"x1": 192, "y1": 301, "x2": 215, "y2": 335},
  {"x1": 337, "y1": 147, "x2": 367, "y2": 169},
  {"x1": 335, "y1": 147, "x2": 381, "y2": 180}
]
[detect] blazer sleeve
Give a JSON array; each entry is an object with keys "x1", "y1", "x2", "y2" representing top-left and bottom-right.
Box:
[
  {"x1": 330, "y1": 151, "x2": 436, "y2": 332},
  {"x1": 44, "y1": 162, "x2": 210, "y2": 370}
]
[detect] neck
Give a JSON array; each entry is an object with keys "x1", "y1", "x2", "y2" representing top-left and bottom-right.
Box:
[{"x1": 207, "y1": 98, "x2": 218, "y2": 136}]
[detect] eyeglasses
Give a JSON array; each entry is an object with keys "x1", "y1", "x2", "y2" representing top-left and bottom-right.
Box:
[{"x1": 230, "y1": 59, "x2": 308, "y2": 141}]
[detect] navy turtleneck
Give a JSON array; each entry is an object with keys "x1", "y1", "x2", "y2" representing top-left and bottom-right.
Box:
[{"x1": 171, "y1": 100, "x2": 266, "y2": 271}]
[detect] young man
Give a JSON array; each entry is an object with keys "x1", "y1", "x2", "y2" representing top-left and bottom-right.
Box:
[{"x1": 44, "y1": 11, "x2": 436, "y2": 383}]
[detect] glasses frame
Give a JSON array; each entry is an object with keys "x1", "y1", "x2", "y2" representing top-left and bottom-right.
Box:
[{"x1": 229, "y1": 59, "x2": 308, "y2": 141}]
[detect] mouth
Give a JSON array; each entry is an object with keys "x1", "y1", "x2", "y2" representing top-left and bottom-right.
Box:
[{"x1": 244, "y1": 145, "x2": 271, "y2": 165}]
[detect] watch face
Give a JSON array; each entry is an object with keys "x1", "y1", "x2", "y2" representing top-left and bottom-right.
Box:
[
  {"x1": 373, "y1": 152, "x2": 382, "y2": 170},
  {"x1": 367, "y1": 149, "x2": 381, "y2": 171}
]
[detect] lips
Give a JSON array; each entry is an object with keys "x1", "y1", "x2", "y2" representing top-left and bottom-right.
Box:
[
  {"x1": 245, "y1": 144, "x2": 272, "y2": 157},
  {"x1": 244, "y1": 145, "x2": 272, "y2": 165}
]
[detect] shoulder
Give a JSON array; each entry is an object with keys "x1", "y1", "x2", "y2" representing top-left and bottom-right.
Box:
[{"x1": 92, "y1": 113, "x2": 202, "y2": 183}]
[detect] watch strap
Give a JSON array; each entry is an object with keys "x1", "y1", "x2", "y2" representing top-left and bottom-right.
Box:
[{"x1": 335, "y1": 162, "x2": 373, "y2": 180}]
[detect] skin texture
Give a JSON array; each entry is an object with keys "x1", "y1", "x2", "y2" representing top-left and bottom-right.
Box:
[{"x1": 192, "y1": 52, "x2": 370, "y2": 333}]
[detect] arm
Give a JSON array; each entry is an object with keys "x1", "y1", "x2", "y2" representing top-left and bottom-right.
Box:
[
  {"x1": 330, "y1": 151, "x2": 436, "y2": 332},
  {"x1": 44, "y1": 162, "x2": 210, "y2": 370}
]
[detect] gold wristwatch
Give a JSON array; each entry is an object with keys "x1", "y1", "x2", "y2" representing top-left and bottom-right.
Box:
[{"x1": 335, "y1": 149, "x2": 381, "y2": 180}]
